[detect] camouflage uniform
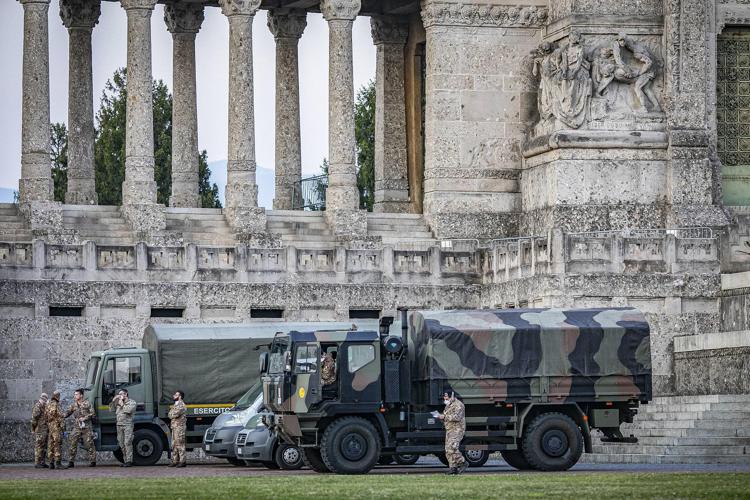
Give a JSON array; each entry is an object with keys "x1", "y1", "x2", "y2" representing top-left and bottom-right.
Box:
[
  {"x1": 65, "y1": 399, "x2": 96, "y2": 464},
  {"x1": 31, "y1": 400, "x2": 48, "y2": 465},
  {"x1": 168, "y1": 400, "x2": 187, "y2": 465},
  {"x1": 45, "y1": 398, "x2": 65, "y2": 465},
  {"x1": 110, "y1": 396, "x2": 137, "y2": 464},
  {"x1": 321, "y1": 354, "x2": 336, "y2": 386},
  {"x1": 443, "y1": 398, "x2": 466, "y2": 470}
]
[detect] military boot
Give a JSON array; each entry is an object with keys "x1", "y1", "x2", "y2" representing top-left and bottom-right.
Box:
[
  {"x1": 55, "y1": 461, "x2": 67, "y2": 470},
  {"x1": 168, "y1": 462, "x2": 176, "y2": 467},
  {"x1": 445, "y1": 467, "x2": 456, "y2": 475},
  {"x1": 49, "y1": 462, "x2": 55, "y2": 470},
  {"x1": 89, "y1": 462, "x2": 96, "y2": 467},
  {"x1": 67, "y1": 461, "x2": 75, "y2": 468},
  {"x1": 456, "y1": 462, "x2": 468, "y2": 475},
  {"x1": 123, "y1": 462, "x2": 132, "y2": 467},
  {"x1": 34, "y1": 462, "x2": 48, "y2": 469},
  {"x1": 176, "y1": 462, "x2": 186, "y2": 468}
]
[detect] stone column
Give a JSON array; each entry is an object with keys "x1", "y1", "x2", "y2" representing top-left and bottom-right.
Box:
[
  {"x1": 268, "y1": 8, "x2": 307, "y2": 211},
  {"x1": 165, "y1": 3, "x2": 204, "y2": 208},
  {"x1": 120, "y1": 0, "x2": 164, "y2": 232},
  {"x1": 18, "y1": 0, "x2": 53, "y2": 205},
  {"x1": 219, "y1": 0, "x2": 266, "y2": 234},
  {"x1": 321, "y1": 0, "x2": 366, "y2": 236},
  {"x1": 60, "y1": 0, "x2": 100, "y2": 205},
  {"x1": 371, "y1": 16, "x2": 410, "y2": 213}
]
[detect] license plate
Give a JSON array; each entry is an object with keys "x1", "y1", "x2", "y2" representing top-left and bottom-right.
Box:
[
  {"x1": 205, "y1": 444, "x2": 210, "y2": 451},
  {"x1": 237, "y1": 448, "x2": 243, "y2": 455}
]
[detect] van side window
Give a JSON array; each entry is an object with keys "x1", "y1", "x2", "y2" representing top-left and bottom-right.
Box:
[
  {"x1": 102, "y1": 357, "x2": 142, "y2": 404},
  {"x1": 348, "y1": 345, "x2": 375, "y2": 373},
  {"x1": 294, "y1": 345, "x2": 319, "y2": 374}
]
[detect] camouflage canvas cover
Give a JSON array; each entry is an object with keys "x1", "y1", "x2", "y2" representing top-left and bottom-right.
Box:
[{"x1": 409, "y1": 308, "x2": 651, "y2": 404}]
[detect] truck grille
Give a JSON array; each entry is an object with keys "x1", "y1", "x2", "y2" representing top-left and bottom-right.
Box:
[
  {"x1": 236, "y1": 432, "x2": 248, "y2": 446},
  {"x1": 205, "y1": 429, "x2": 217, "y2": 442}
]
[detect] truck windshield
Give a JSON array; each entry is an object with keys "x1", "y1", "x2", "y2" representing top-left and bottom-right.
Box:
[
  {"x1": 85, "y1": 357, "x2": 100, "y2": 387},
  {"x1": 235, "y1": 381, "x2": 262, "y2": 410},
  {"x1": 268, "y1": 338, "x2": 289, "y2": 374}
]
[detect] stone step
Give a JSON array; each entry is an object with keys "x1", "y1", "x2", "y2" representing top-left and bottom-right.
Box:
[
  {"x1": 630, "y1": 427, "x2": 750, "y2": 438},
  {"x1": 0, "y1": 234, "x2": 32, "y2": 242},
  {"x1": 280, "y1": 234, "x2": 334, "y2": 243},
  {"x1": 165, "y1": 214, "x2": 227, "y2": 222},
  {"x1": 625, "y1": 436, "x2": 750, "y2": 446},
  {"x1": 367, "y1": 213, "x2": 423, "y2": 220},
  {"x1": 592, "y1": 444, "x2": 748, "y2": 456},
  {"x1": 370, "y1": 230, "x2": 433, "y2": 239},
  {"x1": 166, "y1": 225, "x2": 230, "y2": 234},
  {"x1": 0, "y1": 221, "x2": 27, "y2": 229},
  {"x1": 64, "y1": 217, "x2": 128, "y2": 226},
  {"x1": 632, "y1": 410, "x2": 750, "y2": 421},
  {"x1": 643, "y1": 402, "x2": 750, "y2": 413},
  {"x1": 267, "y1": 210, "x2": 325, "y2": 218},
  {"x1": 582, "y1": 453, "x2": 750, "y2": 465},
  {"x1": 267, "y1": 221, "x2": 330, "y2": 230},
  {"x1": 61, "y1": 206, "x2": 121, "y2": 215},
  {"x1": 165, "y1": 207, "x2": 223, "y2": 215},
  {"x1": 625, "y1": 419, "x2": 750, "y2": 430},
  {"x1": 651, "y1": 394, "x2": 750, "y2": 405},
  {"x1": 0, "y1": 229, "x2": 36, "y2": 236},
  {"x1": 283, "y1": 241, "x2": 336, "y2": 250}
]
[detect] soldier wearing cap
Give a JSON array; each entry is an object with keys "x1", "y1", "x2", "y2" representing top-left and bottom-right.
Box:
[
  {"x1": 31, "y1": 392, "x2": 49, "y2": 468},
  {"x1": 65, "y1": 388, "x2": 96, "y2": 468},
  {"x1": 46, "y1": 390, "x2": 66, "y2": 469},
  {"x1": 438, "y1": 392, "x2": 468, "y2": 475},
  {"x1": 168, "y1": 390, "x2": 187, "y2": 468}
]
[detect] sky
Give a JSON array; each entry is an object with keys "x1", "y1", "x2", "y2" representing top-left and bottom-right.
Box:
[{"x1": 0, "y1": 0, "x2": 376, "y2": 192}]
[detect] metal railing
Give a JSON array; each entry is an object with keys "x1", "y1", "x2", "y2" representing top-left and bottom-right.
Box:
[{"x1": 291, "y1": 174, "x2": 328, "y2": 211}]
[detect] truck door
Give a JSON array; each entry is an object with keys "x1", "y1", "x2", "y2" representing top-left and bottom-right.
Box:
[
  {"x1": 340, "y1": 342, "x2": 381, "y2": 404},
  {"x1": 98, "y1": 355, "x2": 146, "y2": 425},
  {"x1": 291, "y1": 343, "x2": 321, "y2": 413}
]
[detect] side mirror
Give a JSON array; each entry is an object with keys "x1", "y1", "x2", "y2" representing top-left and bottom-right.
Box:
[{"x1": 259, "y1": 352, "x2": 269, "y2": 375}]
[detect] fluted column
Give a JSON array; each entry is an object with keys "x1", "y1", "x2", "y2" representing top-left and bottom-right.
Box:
[
  {"x1": 18, "y1": 0, "x2": 53, "y2": 205},
  {"x1": 268, "y1": 9, "x2": 306, "y2": 210},
  {"x1": 165, "y1": 3, "x2": 204, "y2": 208},
  {"x1": 60, "y1": 0, "x2": 100, "y2": 205},
  {"x1": 218, "y1": 0, "x2": 266, "y2": 234},
  {"x1": 371, "y1": 16, "x2": 410, "y2": 213},
  {"x1": 321, "y1": 0, "x2": 366, "y2": 236}
]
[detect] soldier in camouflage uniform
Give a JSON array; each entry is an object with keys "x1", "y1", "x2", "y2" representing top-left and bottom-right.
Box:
[
  {"x1": 65, "y1": 388, "x2": 96, "y2": 467},
  {"x1": 438, "y1": 392, "x2": 467, "y2": 475},
  {"x1": 110, "y1": 389, "x2": 137, "y2": 467},
  {"x1": 168, "y1": 390, "x2": 187, "y2": 467},
  {"x1": 31, "y1": 392, "x2": 49, "y2": 468},
  {"x1": 46, "y1": 390, "x2": 66, "y2": 470},
  {"x1": 321, "y1": 351, "x2": 336, "y2": 386}
]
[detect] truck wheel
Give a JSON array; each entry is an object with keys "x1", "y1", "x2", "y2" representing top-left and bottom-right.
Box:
[
  {"x1": 501, "y1": 449, "x2": 533, "y2": 470},
  {"x1": 226, "y1": 457, "x2": 246, "y2": 467},
  {"x1": 394, "y1": 454, "x2": 420, "y2": 466},
  {"x1": 521, "y1": 412, "x2": 583, "y2": 471},
  {"x1": 275, "y1": 444, "x2": 303, "y2": 470},
  {"x1": 464, "y1": 449, "x2": 489, "y2": 467},
  {"x1": 301, "y1": 447, "x2": 331, "y2": 473},
  {"x1": 132, "y1": 428, "x2": 164, "y2": 466},
  {"x1": 113, "y1": 449, "x2": 124, "y2": 464},
  {"x1": 320, "y1": 417, "x2": 381, "y2": 474}
]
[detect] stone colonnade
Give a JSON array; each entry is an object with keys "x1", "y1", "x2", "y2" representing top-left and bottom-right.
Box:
[{"x1": 15, "y1": 0, "x2": 413, "y2": 234}]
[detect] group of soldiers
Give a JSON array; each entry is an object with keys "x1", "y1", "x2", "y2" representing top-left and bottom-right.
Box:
[{"x1": 30, "y1": 388, "x2": 188, "y2": 468}]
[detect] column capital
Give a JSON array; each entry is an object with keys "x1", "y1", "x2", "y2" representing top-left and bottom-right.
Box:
[
  {"x1": 218, "y1": 0, "x2": 260, "y2": 17},
  {"x1": 120, "y1": 0, "x2": 156, "y2": 11},
  {"x1": 370, "y1": 15, "x2": 408, "y2": 45},
  {"x1": 267, "y1": 8, "x2": 307, "y2": 40},
  {"x1": 164, "y1": 2, "x2": 204, "y2": 34},
  {"x1": 320, "y1": 0, "x2": 360, "y2": 22},
  {"x1": 60, "y1": 0, "x2": 101, "y2": 30},
  {"x1": 18, "y1": 0, "x2": 50, "y2": 5}
]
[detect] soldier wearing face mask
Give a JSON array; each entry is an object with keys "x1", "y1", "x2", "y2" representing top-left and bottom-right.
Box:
[{"x1": 438, "y1": 392, "x2": 468, "y2": 475}]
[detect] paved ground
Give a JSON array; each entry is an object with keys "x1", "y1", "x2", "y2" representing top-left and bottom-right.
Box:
[{"x1": 2, "y1": 458, "x2": 750, "y2": 480}]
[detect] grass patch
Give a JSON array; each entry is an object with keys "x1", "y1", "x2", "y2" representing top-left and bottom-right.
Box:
[{"x1": 0, "y1": 473, "x2": 749, "y2": 499}]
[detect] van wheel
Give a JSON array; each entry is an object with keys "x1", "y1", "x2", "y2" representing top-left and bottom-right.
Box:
[
  {"x1": 521, "y1": 413, "x2": 583, "y2": 471},
  {"x1": 464, "y1": 449, "x2": 489, "y2": 467},
  {"x1": 395, "y1": 454, "x2": 420, "y2": 466},
  {"x1": 321, "y1": 417, "x2": 381, "y2": 474},
  {"x1": 113, "y1": 449, "x2": 124, "y2": 464},
  {"x1": 132, "y1": 428, "x2": 164, "y2": 466},
  {"x1": 501, "y1": 449, "x2": 533, "y2": 470},
  {"x1": 301, "y1": 447, "x2": 330, "y2": 473},
  {"x1": 275, "y1": 444, "x2": 303, "y2": 470}
]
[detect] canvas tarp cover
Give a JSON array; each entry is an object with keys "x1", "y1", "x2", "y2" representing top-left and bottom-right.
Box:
[{"x1": 409, "y1": 308, "x2": 651, "y2": 382}]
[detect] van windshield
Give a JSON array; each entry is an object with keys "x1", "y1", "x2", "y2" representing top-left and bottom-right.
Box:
[{"x1": 234, "y1": 381, "x2": 262, "y2": 410}]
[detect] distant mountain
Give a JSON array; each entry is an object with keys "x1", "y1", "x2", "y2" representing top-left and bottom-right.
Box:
[
  {"x1": 207, "y1": 160, "x2": 275, "y2": 209},
  {"x1": 0, "y1": 187, "x2": 16, "y2": 203}
]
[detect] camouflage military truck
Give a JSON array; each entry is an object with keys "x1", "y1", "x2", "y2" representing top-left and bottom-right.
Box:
[{"x1": 262, "y1": 308, "x2": 652, "y2": 474}]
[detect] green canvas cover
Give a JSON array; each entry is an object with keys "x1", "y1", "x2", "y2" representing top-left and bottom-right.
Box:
[{"x1": 408, "y1": 308, "x2": 651, "y2": 403}]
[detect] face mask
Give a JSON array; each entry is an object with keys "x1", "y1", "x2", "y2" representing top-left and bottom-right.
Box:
[{"x1": 443, "y1": 399, "x2": 450, "y2": 406}]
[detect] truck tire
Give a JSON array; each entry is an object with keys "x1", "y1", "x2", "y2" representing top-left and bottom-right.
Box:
[
  {"x1": 464, "y1": 449, "x2": 490, "y2": 467},
  {"x1": 320, "y1": 417, "x2": 381, "y2": 474},
  {"x1": 275, "y1": 444, "x2": 303, "y2": 470},
  {"x1": 521, "y1": 412, "x2": 583, "y2": 471},
  {"x1": 132, "y1": 428, "x2": 164, "y2": 466},
  {"x1": 394, "y1": 454, "x2": 420, "y2": 466},
  {"x1": 301, "y1": 447, "x2": 331, "y2": 473},
  {"x1": 500, "y1": 449, "x2": 533, "y2": 470}
]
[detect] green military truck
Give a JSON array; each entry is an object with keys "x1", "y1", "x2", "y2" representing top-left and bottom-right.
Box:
[
  {"x1": 83, "y1": 324, "x2": 276, "y2": 465},
  {"x1": 262, "y1": 308, "x2": 652, "y2": 474}
]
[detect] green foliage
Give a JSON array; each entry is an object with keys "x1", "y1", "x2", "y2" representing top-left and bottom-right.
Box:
[
  {"x1": 199, "y1": 150, "x2": 222, "y2": 209},
  {"x1": 49, "y1": 123, "x2": 68, "y2": 202},
  {"x1": 152, "y1": 79, "x2": 173, "y2": 205},
  {"x1": 355, "y1": 80, "x2": 376, "y2": 211}
]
